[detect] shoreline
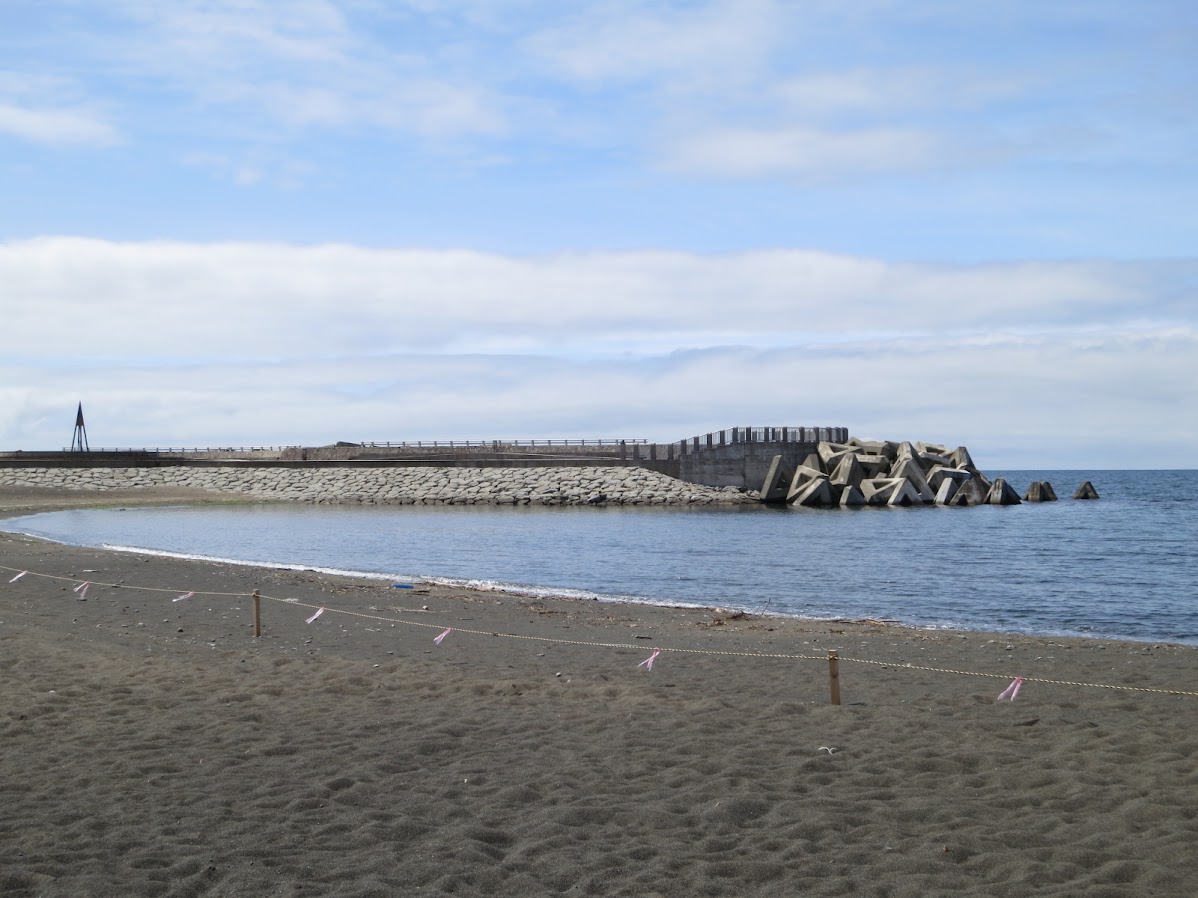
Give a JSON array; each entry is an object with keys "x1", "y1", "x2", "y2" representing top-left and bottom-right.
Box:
[
  {"x1": 9, "y1": 531, "x2": 1179, "y2": 650},
  {"x1": 2, "y1": 487, "x2": 1197, "y2": 896},
  {"x1": 3, "y1": 523, "x2": 1195, "y2": 698},
  {"x1": 0, "y1": 484, "x2": 1192, "y2": 648}
]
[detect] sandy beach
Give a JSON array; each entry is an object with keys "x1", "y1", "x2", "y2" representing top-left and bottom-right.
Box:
[{"x1": 1, "y1": 487, "x2": 1196, "y2": 897}]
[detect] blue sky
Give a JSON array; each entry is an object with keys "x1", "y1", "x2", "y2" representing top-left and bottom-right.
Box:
[{"x1": 2, "y1": 0, "x2": 1196, "y2": 467}]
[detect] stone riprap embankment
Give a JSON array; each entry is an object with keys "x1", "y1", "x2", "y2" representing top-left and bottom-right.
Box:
[{"x1": 0, "y1": 465, "x2": 755, "y2": 507}]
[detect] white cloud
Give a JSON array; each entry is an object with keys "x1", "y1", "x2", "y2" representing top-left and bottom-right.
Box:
[
  {"x1": 53, "y1": 0, "x2": 504, "y2": 146},
  {"x1": 3, "y1": 327, "x2": 1195, "y2": 467},
  {"x1": 0, "y1": 103, "x2": 121, "y2": 147},
  {"x1": 1, "y1": 238, "x2": 1194, "y2": 465},
  {"x1": 2, "y1": 239, "x2": 1189, "y2": 364},
  {"x1": 773, "y1": 68, "x2": 1029, "y2": 118},
  {"x1": 660, "y1": 125, "x2": 942, "y2": 178},
  {"x1": 181, "y1": 151, "x2": 318, "y2": 189},
  {"x1": 524, "y1": 0, "x2": 780, "y2": 87}
]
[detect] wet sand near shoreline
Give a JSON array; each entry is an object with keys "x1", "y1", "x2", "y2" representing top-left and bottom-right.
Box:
[{"x1": 1, "y1": 486, "x2": 1196, "y2": 897}]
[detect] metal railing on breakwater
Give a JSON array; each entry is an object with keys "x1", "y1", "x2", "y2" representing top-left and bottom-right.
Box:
[
  {"x1": 28, "y1": 428, "x2": 848, "y2": 458},
  {"x1": 360, "y1": 438, "x2": 649, "y2": 449},
  {"x1": 673, "y1": 426, "x2": 848, "y2": 454}
]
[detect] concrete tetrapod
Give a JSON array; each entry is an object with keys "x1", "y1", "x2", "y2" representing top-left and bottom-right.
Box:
[
  {"x1": 830, "y1": 453, "x2": 866, "y2": 489},
  {"x1": 926, "y1": 465, "x2": 972, "y2": 491},
  {"x1": 786, "y1": 464, "x2": 827, "y2": 501},
  {"x1": 1023, "y1": 481, "x2": 1058, "y2": 502},
  {"x1": 985, "y1": 478, "x2": 1022, "y2": 506},
  {"x1": 817, "y1": 442, "x2": 856, "y2": 471},
  {"x1": 946, "y1": 478, "x2": 987, "y2": 507},
  {"x1": 887, "y1": 479, "x2": 924, "y2": 507},
  {"x1": 860, "y1": 478, "x2": 901, "y2": 506},
  {"x1": 790, "y1": 477, "x2": 836, "y2": 507},
  {"x1": 934, "y1": 478, "x2": 959, "y2": 506},
  {"x1": 853, "y1": 454, "x2": 889, "y2": 478},
  {"x1": 1073, "y1": 481, "x2": 1100, "y2": 500},
  {"x1": 759, "y1": 455, "x2": 794, "y2": 504},
  {"x1": 839, "y1": 484, "x2": 866, "y2": 507},
  {"x1": 889, "y1": 457, "x2": 936, "y2": 503}
]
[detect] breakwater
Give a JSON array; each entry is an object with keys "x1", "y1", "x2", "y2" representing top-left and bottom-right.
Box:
[{"x1": 0, "y1": 464, "x2": 754, "y2": 507}]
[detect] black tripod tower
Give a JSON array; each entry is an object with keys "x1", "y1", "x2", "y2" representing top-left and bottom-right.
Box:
[{"x1": 70, "y1": 403, "x2": 90, "y2": 452}]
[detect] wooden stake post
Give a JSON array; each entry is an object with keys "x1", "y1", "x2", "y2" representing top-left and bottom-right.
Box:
[
  {"x1": 253, "y1": 589, "x2": 261, "y2": 638},
  {"x1": 828, "y1": 649, "x2": 841, "y2": 705}
]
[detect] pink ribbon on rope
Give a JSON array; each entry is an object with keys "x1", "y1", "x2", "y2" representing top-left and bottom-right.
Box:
[
  {"x1": 433, "y1": 628, "x2": 453, "y2": 645},
  {"x1": 997, "y1": 677, "x2": 1025, "y2": 701},
  {"x1": 73, "y1": 581, "x2": 90, "y2": 598},
  {"x1": 638, "y1": 649, "x2": 662, "y2": 671},
  {"x1": 172, "y1": 592, "x2": 195, "y2": 602},
  {"x1": 9, "y1": 571, "x2": 27, "y2": 582},
  {"x1": 305, "y1": 607, "x2": 325, "y2": 624}
]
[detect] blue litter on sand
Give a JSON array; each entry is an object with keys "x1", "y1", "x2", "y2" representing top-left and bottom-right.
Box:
[{"x1": 391, "y1": 583, "x2": 414, "y2": 589}]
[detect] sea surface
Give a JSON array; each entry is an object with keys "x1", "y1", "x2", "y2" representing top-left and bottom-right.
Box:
[{"x1": 3, "y1": 470, "x2": 1196, "y2": 645}]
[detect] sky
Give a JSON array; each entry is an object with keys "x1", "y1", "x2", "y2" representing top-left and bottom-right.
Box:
[{"x1": 2, "y1": 0, "x2": 1196, "y2": 469}]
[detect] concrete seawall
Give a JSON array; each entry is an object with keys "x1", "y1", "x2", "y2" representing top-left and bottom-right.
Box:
[{"x1": 0, "y1": 465, "x2": 756, "y2": 507}]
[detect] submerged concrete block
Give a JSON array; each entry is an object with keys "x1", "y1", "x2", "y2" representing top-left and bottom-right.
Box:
[
  {"x1": 889, "y1": 457, "x2": 935, "y2": 502},
  {"x1": 947, "y1": 478, "x2": 987, "y2": 506},
  {"x1": 786, "y1": 464, "x2": 826, "y2": 501},
  {"x1": 926, "y1": 466, "x2": 972, "y2": 491},
  {"x1": 759, "y1": 454, "x2": 793, "y2": 504},
  {"x1": 887, "y1": 479, "x2": 923, "y2": 507},
  {"x1": 934, "y1": 478, "x2": 959, "y2": 506},
  {"x1": 860, "y1": 477, "x2": 901, "y2": 505},
  {"x1": 1023, "y1": 481, "x2": 1058, "y2": 502},
  {"x1": 985, "y1": 478, "x2": 1022, "y2": 506},
  {"x1": 790, "y1": 477, "x2": 835, "y2": 507},
  {"x1": 969, "y1": 470, "x2": 993, "y2": 493},
  {"x1": 1073, "y1": 481, "x2": 1100, "y2": 500},
  {"x1": 839, "y1": 484, "x2": 866, "y2": 506}
]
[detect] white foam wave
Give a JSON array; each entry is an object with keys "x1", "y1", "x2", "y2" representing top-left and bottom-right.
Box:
[{"x1": 99, "y1": 543, "x2": 420, "y2": 584}]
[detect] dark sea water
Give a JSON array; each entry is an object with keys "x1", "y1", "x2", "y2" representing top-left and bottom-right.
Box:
[{"x1": 3, "y1": 470, "x2": 1196, "y2": 645}]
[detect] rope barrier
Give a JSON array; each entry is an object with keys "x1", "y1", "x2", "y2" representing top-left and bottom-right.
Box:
[{"x1": 4, "y1": 561, "x2": 1197, "y2": 698}]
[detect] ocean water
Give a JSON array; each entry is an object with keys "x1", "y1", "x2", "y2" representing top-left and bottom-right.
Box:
[{"x1": 3, "y1": 470, "x2": 1196, "y2": 645}]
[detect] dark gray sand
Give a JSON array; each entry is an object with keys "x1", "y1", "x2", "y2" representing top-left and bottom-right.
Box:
[{"x1": 1, "y1": 487, "x2": 1196, "y2": 897}]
